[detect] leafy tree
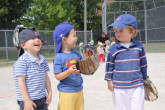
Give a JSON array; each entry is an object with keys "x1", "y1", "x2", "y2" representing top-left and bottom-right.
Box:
[
  {"x1": 0, "y1": 0, "x2": 102, "y2": 30},
  {"x1": 19, "y1": 0, "x2": 102, "y2": 30},
  {"x1": 0, "y1": 0, "x2": 32, "y2": 22},
  {"x1": 71, "y1": 0, "x2": 102, "y2": 30},
  {"x1": 19, "y1": 0, "x2": 76, "y2": 30}
]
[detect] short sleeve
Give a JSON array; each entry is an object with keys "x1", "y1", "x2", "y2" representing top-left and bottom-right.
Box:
[
  {"x1": 44, "y1": 59, "x2": 50, "y2": 73},
  {"x1": 13, "y1": 59, "x2": 27, "y2": 76},
  {"x1": 53, "y1": 56, "x2": 63, "y2": 74}
]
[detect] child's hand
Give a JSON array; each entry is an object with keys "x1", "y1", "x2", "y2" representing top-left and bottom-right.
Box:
[
  {"x1": 45, "y1": 93, "x2": 52, "y2": 107},
  {"x1": 24, "y1": 99, "x2": 37, "y2": 110},
  {"x1": 107, "y1": 81, "x2": 114, "y2": 92},
  {"x1": 69, "y1": 65, "x2": 80, "y2": 74}
]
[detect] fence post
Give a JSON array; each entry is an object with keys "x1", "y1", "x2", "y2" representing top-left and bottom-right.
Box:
[
  {"x1": 84, "y1": 0, "x2": 87, "y2": 45},
  {"x1": 110, "y1": 31, "x2": 112, "y2": 40},
  {"x1": 5, "y1": 31, "x2": 9, "y2": 64},
  {"x1": 104, "y1": 1, "x2": 107, "y2": 34},
  {"x1": 54, "y1": 42, "x2": 56, "y2": 54},
  {"x1": 144, "y1": 0, "x2": 148, "y2": 52},
  {"x1": 91, "y1": 30, "x2": 93, "y2": 40},
  {"x1": 139, "y1": 31, "x2": 142, "y2": 42}
]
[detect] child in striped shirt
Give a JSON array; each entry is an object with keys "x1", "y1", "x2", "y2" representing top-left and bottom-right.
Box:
[
  {"x1": 13, "y1": 28, "x2": 52, "y2": 110},
  {"x1": 105, "y1": 14, "x2": 148, "y2": 110}
]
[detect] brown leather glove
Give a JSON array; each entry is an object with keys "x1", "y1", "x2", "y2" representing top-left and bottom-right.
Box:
[
  {"x1": 143, "y1": 76, "x2": 158, "y2": 101},
  {"x1": 76, "y1": 48, "x2": 99, "y2": 75}
]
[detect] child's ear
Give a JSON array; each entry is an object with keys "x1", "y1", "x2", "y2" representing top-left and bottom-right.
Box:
[
  {"x1": 62, "y1": 37, "x2": 66, "y2": 41},
  {"x1": 20, "y1": 44, "x2": 24, "y2": 48},
  {"x1": 131, "y1": 30, "x2": 136, "y2": 35},
  {"x1": 20, "y1": 43, "x2": 26, "y2": 50}
]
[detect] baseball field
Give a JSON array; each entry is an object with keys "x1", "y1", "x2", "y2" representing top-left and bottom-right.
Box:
[{"x1": 0, "y1": 53, "x2": 165, "y2": 110}]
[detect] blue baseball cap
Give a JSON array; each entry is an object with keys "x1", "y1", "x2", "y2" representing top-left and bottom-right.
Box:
[
  {"x1": 53, "y1": 22, "x2": 74, "y2": 53},
  {"x1": 107, "y1": 14, "x2": 137, "y2": 29}
]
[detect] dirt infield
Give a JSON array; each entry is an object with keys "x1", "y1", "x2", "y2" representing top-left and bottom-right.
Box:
[{"x1": 0, "y1": 53, "x2": 165, "y2": 110}]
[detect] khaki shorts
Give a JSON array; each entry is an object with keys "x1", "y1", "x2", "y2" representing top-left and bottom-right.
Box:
[{"x1": 58, "y1": 90, "x2": 83, "y2": 110}]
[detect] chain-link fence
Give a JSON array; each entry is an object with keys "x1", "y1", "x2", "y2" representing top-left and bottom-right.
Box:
[
  {"x1": 0, "y1": 30, "x2": 93, "y2": 66},
  {"x1": 102, "y1": 0, "x2": 165, "y2": 53}
]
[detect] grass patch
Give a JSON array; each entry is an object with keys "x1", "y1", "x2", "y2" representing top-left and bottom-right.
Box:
[
  {"x1": 143, "y1": 42, "x2": 165, "y2": 53},
  {"x1": 0, "y1": 43, "x2": 165, "y2": 67}
]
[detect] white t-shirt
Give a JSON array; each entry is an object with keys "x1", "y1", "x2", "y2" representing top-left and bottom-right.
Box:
[{"x1": 120, "y1": 43, "x2": 131, "y2": 48}]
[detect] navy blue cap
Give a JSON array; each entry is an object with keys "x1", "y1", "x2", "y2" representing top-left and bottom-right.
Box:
[
  {"x1": 53, "y1": 22, "x2": 74, "y2": 53},
  {"x1": 108, "y1": 14, "x2": 137, "y2": 29},
  {"x1": 19, "y1": 28, "x2": 39, "y2": 44},
  {"x1": 18, "y1": 28, "x2": 39, "y2": 57}
]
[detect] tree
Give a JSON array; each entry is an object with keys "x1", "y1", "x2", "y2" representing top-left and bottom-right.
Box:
[
  {"x1": 19, "y1": 0, "x2": 77, "y2": 30},
  {"x1": 19, "y1": 0, "x2": 102, "y2": 30},
  {"x1": 0, "y1": 0, "x2": 102, "y2": 30},
  {"x1": 70, "y1": 0, "x2": 102, "y2": 30},
  {"x1": 0, "y1": 0, "x2": 33, "y2": 22}
]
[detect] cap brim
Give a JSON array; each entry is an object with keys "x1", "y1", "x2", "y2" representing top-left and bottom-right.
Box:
[
  {"x1": 107, "y1": 25, "x2": 113, "y2": 29},
  {"x1": 55, "y1": 41, "x2": 62, "y2": 53},
  {"x1": 107, "y1": 22, "x2": 127, "y2": 29}
]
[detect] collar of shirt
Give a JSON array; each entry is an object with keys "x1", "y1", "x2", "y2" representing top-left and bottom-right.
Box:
[
  {"x1": 116, "y1": 39, "x2": 138, "y2": 49},
  {"x1": 24, "y1": 51, "x2": 44, "y2": 64}
]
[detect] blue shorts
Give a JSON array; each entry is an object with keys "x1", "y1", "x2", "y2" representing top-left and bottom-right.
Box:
[{"x1": 17, "y1": 97, "x2": 48, "y2": 110}]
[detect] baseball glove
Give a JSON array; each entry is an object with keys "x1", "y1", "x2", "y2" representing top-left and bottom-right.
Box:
[
  {"x1": 76, "y1": 48, "x2": 99, "y2": 75},
  {"x1": 143, "y1": 76, "x2": 158, "y2": 101},
  {"x1": 13, "y1": 25, "x2": 26, "y2": 49}
]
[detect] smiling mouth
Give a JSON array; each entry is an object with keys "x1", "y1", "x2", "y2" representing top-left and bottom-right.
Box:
[{"x1": 34, "y1": 44, "x2": 40, "y2": 46}]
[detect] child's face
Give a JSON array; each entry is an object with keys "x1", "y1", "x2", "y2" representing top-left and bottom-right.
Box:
[
  {"x1": 21, "y1": 36, "x2": 42, "y2": 55},
  {"x1": 65, "y1": 29, "x2": 78, "y2": 49},
  {"x1": 114, "y1": 27, "x2": 133, "y2": 43},
  {"x1": 102, "y1": 33, "x2": 105, "y2": 38},
  {"x1": 105, "y1": 40, "x2": 110, "y2": 45},
  {"x1": 98, "y1": 41, "x2": 100, "y2": 45}
]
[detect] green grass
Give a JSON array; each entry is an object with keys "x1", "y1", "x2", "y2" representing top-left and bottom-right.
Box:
[
  {"x1": 0, "y1": 47, "x2": 55, "y2": 67},
  {"x1": 0, "y1": 43, "x2": 165, "y2": 67},
  {"x1": 143, "y1": 42, "x2": 165, "y2": 53}
]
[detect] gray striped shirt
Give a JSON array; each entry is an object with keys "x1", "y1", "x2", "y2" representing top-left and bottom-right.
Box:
[{"x1": 13, "y1": 51, "x2": 49, "y2": 101}]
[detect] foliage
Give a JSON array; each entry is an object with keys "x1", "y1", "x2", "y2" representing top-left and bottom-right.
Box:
[
  {"x1": 19, "y1": 0, "x2": 76, "y2": 30},
  {"x1": 0, "y1": 0, "x2": 33, "y2": 22},
  {"x1": 19, "y1": 0, "x2": 102, "y2": 30},
  {"x1": 70, "y1": 0, "x2": 102, "y2": 30},
  {"x1": 0, "y1": 0, "x2": 102, "y2": 30}
]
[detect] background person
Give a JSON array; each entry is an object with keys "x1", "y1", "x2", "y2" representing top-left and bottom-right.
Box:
[
  {"x1": 79, "y1": 42, "x2": 84, "y2": 58},
  {"x1": 97, "y1": 42, "x2": 104, "y2": 62},
  {"x1": 89, "y1": 40, "x2": 95, "y2": 54},
  {"x1": 84, "y1": 40, "x2": 91, "y2": 58},
  {"x1": 110, "y1": 37, "x2": 116, "y2": 46}
]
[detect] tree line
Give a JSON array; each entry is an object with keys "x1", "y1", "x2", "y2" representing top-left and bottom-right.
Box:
[{"x1": 0, "y1": 0, "x2": 102, "y2": 30}]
